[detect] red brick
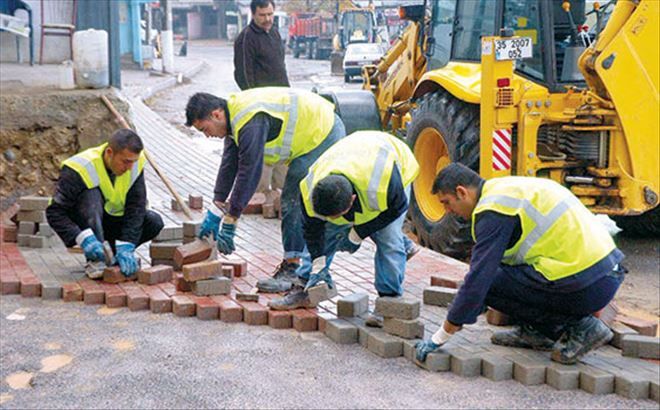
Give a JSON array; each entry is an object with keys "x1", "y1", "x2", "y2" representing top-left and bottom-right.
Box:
[
  {"x1": 182, "y1": 260, "x2": 221, "y2": 282},
  {"x1": 175, "y1": 273, "x2": 193, "y2": 292},
  {"x1": 0, "y1": 274, "x2": 20, "y2": 294},
  {"x1": 269, "y1": 310, "x2": 292, "y2": 329},
  {"x1": 243, "y1": 193, "x2": 265, "y2": 214},
  {"x1": 241, "y1": 301, "x2": 269, "y2": 325},
  {"x1": 616, "y1": 315, "x2": 658, "y2": 337},
  {"x1": 262, "y1": 204, "x2": 277, "y2": 219},
  {"x1": 158, "y1": 282, "x2": 177, "y2": 297},
  {"x1": 78, "y1": 278, "x2": 104, "y2": 305},
  {"x1": 292, "y1": 309, "x2": 318, "y2": 332},
  {"x1": 188, "y1": 194, "x2": 204, "y2": 210},
  {"x1": 594, "y1": 302, "x2": 619, "y2": 327},
  {"x1": 119, "y1": 282, "x2": 149, "y2": 311},
  {"x1": 142, "y1": 285, "x2": 172, "y2": 313},
  {"x1": 172, "y1": 295, "x2": 196, "y2": 317},
  {"x1": 62, "y1": 282, "x2": 83, "y2": 302},
  {"x1": 149, "y1": 242, "x2": 180, "y2": 260},
  {"x1": 20, "y1": 276, "x2": 41, "y2": 297},
  {"x1": 236, "y1": 293, "x2": 259, "y2": 302},
  {"x1": 430, "y1": 272, "x2": 465, "y2": 289},
  {"x1": 486, "y1": 308, "x2": 513, "y2": 326},
  {"x1": 212, "y1": 296, "x2": 243, "y2": 323},
  {"x1": 220, "y1": 266, "x2": 234, "y2": 279},
  {"x1": 138, "y1": 265, "x2": 173, "y2": 285},
  {"x1": 98, "y1": 283, "x2": 127, "y2": 308},
  {"x1": 221, "y1": 259, "x2": 248, "y2": 278},
  {"x1": 103, "y1": 266, "x2": 136, "y2": 284},
  {"x1": 1, "y1": 224, "x2": 17, "y2": 243},
  {"x1": 173, "y1": 240, "x2": 213, "y2": 270},
  {"x1": 192, "y1": 296, "x2": 219, "y2": 320}
]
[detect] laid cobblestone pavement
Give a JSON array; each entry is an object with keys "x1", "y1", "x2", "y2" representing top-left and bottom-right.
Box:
[{"x1": 1, "y1": 53, "x2": 658, "y2": 405}]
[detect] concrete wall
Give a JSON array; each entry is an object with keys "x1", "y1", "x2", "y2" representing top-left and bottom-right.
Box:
[{"x1": 0, "y1": 0, "x2": 74, "y2": 64}]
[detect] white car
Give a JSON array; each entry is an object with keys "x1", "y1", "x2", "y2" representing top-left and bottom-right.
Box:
[{"x1": 343, "y1": 42, "x2": 387, "y2": 83}]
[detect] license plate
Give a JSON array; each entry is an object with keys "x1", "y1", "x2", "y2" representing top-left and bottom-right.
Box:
[{"x1": 495, "y1": 37, "x2": 533, "y2": 61}]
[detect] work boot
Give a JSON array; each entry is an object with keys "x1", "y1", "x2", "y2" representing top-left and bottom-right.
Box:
[
  {"x1": 551, "y1": 316, "x2": 613, "y2": 364},
  {"x1": 257, "y1": 261, "x2": 302, "y2": 293},
  {"x1": 268, "y1": 287, "x2": 311, "y2": 311},
  {"x1": 406, "y1": 244, "x2": 421, "y2": 261},
  {"x1": 491, "y1": 324, "x2": 556, "y2": 351},
  {"x1": 85, "y1": 261, "x2": 105, "y2": 279},
  {"x1": 365, "y1": 313, "x2": 384, "y2": 328}
]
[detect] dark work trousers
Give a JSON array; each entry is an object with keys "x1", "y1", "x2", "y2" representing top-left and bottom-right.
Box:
[
  {"x1": 71, "y1": 188, "x2": 163, "y2": 252},
  {"x1": 484, "y1": 264, "x2": 625, "y2": 340}
]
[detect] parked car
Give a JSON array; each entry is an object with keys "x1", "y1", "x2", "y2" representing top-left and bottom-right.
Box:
[{"x1": 343, "y1": 42, "x2": 386, "y2": 82}]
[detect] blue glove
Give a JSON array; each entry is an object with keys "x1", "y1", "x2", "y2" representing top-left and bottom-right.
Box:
[
  {"x1": 415, "y1": 339, "x2": 441, "y2": 362},
  {"x1": 116, "y1": 242, "x2": 138, "y2": 277},
  {"x1": 216, "y1": 222, "x2": 236, "y2": 255},
  {"x1": 198, "y1": 209, "x2": 222, "y2": 240},
  {"x1": 338, "y1": 237, "x2": 361, "y2": 253},
  {"x1": 81, "y1": 235, "x2": 105, "y2": 262},
  {"x1": 304, "y1": 268, "x2": 335, "y2": 291}
]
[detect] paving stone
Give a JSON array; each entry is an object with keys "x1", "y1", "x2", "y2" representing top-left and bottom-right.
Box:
[
  {"x1": 98, "y1": 283, "x2": 127, "y2": 308},
  {"x1": 18, "y1": 196, "x2": 50, "y2": 211},
  {"x1": 175, "y1": 274, "x2": 193, "y2": 292},
  {"x1": 429, "y1": 272, "x2": 465, "y2": 289},
  {"x1": 221, "y1": 259, "x2": 247, "y2": 277},
  {"x1": 651, "y1": 381, "x2": 659, "y2": 403},
  {"x1": 28, "y1": 235, "x2": 48, "y2": 248},
  {"x1": 119, "y1": 283, "x2": 149, "y2": 311},
  {"x1": 220, "y1": 266, "x2": 234, "y2": 279},
  {"x1": 480, "y1": 353, "x2": 513, "y2": 381},
  {"x1": 103, "y1": 266, "x2": 136, "y2": 284},
  {"x1": 615, "y1": 373, "x2": 650, "y2": 400},
  {"x1": 40, "y1": 282, "x2": 62, "y2": 300},
  {"x1": 193, "y1": 296, "x2": 220, "y2": 320},
  {"x1": 292, "y1": 309, "x2": 318, "y2": 332},
  {"x1": 182, "y1": 260, "x2": 221, "y2": 281},
  {"x1": 383, "y1": 317, "x2": 424, "y2": 339},
  {"x1": 17, "y1": 210, "x2": 46, "y2": 223},
  {"x1": 171, "y1": 198, "x2": 186, "y2": 212},
  {"x1": 182, "y1": 236, "x2": 196, "y2": 244},
  {"x1": 336, "y1": 292, "x2": 369, "y2": 317},
  {"x1": 511, "y1": 355, "x2": 547, "y2": 385},
  {"x1": 367, "y1": 329, "x2": 403, "y2": 358},
  {"x1": 423, "y1": 286, "x2": 457, "y2": 307},
  {"x1": 149, "y1": 242, "x2": 180, "y2": 260},
  {"x1": 37, "y1": 223, "x2": 54, "y2": 237},
  {"x1": 157, "y1": 282, "x2": 177, "y2": 297},
  {"x1": 308, "y1": 282, "x2": 338, "y2": 306},
  {"x1": 268, "y1": 310, "x2": 292, "y2": 329},
  {"x1": 212, "y1": 296, "x2": 243, "y2": 323},
  {"x1": 18, "y1": 221, "x2": 36, "y2": 235},
  {"x1": 486, "y1": 308, "x2": 513, "y2": 326},
  {"x1": 79, "y1": 278, "x2": 104, "y2": 305},
  {"x1": 616, "y1": 316, "x2": 658, "y2": 337},
  {"x1": 172, "y1": 295, "x2": 196, "y2": 317},
  {"x1": 448, "y1": 348, "x2": 481, "y2": 378},
  {"x1": 0, "y1": 274, "x2": 20, "y2": 294},
  {"x1": 1, "y1": 224, "x2": 17, "y2": 242},
  {"x1": 150, "y1": 258, "x2": 176, "y2": 268},
  {"x1": 241, "y1": 302, "x2": 268, "y2": 325},
  {"x1": 153, "y1": 226, "x2": 182, "y2": 242},
  {"x1": 609, "y1": 322, "x2": 638, "y2": 349},
  {"x1": 188, "y1": 195, "x2": 204, "y2": 210},
  {"x1": 262, "y1": 203, "x2": 277, "y2": 218},
  {"x1": 143, "y1": 285, "x2": 172, "y2": 313},
  {"x1": 191, "y1": 276, "x2": 231, "y2": 296},
  {"x1": 404, "y1": 340, "x2": 451, "y2": 372},
  {"x1": 236, "y1": 293, "x2": 259, "y2": 302},
  {"x1": 62, "y1": 282, "x2": 83, "y2": 302},
  {"x1": 579, "y1": 366, "x2": 615, "y2": 395},
  {"x1": 138, "y1": 265, "x2": 173, "y2": 285},
  {"x1": 402, "y1": 339, "x2": 421, "y2": 361},
  {"x1": 374, "y1": 296, "x2": 420, "y2": 320},
  {"x1": 621, "y1": 335, "x2": 660, "y2": 359},
  {"x1": 174, "y1": 240, "x2": 212, "y2": 270},
  {"x1": 318, "y1": 312, "x2": 337, "y2": 334},
  {"x1": 546, "y1": 364, "x2": 580, "y2": 390},
  {"x1": 183, "y1": 221, "x2": 202, "y2": 237},
  {"x1": 17, "y1": 234, "x2": 31, "y2": 246},
  {"x1": 325, "y1": 319, "x2": 358, "y2": 344}
]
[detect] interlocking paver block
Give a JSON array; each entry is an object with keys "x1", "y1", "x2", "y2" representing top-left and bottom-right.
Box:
[
  {"x1": 268, "y1": 310, "x2": 292, "y2": 329},
  {"x1": 367, "y1": 329, "x2": 403, "y2": 358},
  {"x1": 182, "y1": 260, "x2": 221, "y2": 282},
  {"x1": 402, "y1": 339, "x2": 421, "y2": 361},
  {"x1": 188, "y1": 195, "x2": 203, "y2": 210},
  {"x1": 221, "y1": 259, "x2": 247, "y2": 277},
  {"x1": 175, "y1": 274, "x2": 193, "y2": 292},
  {"x1": 448, "y1": 348, "x2": 481, "y2": 378},
  {"x1": 429, "y1": 271, "x2": 465, "y2": 289},
  {"x1": 28, "y1": 235, "x2": 47, "y2": 248},
  {"x1": 153, "y1": 226, "x2": 183, "y2": 242},
  {"x1": 621, "y1": 335, "x2": 660, "y2": 359},
  {"x1": 1, "y1": 274, "x2": 20, "y2": 294},
  {"x1": 191, "y1": 276, "x2": 231, "y2": 296},
  {"x1": 193, "y1": 296, "x2": 220, "y2": 320},
  {"x1": 241, "y1": 302, "x2": 268, "y2": 325},
  {"x1": 17, "y1": 234, "x2": 30, "y2": 246},
  {"x1": 481, "y1": 353, "x2": 513, "y2": 381},
  {"x1": 119, "y1": 283, "x2": 149, "y2": 311},
  {"x1": 337, "y1": 292, "x2": 369, "y2": 317},
  {"x1": 144, "y1": 285, "x2": 172, "y2": 313},
  {"x1": 17, "y1": 210, "x2": 46, "y2": 223},
  {"x1": 183, "y1": 221, "x2": 202, "y2": 237},
  {"x1": 374, "y1": 297, "x2": 420, "y2": 320},
  {"x1": 616, "y1": 316, "x2": 658, "y2": 337},
  {"x1": 40, "y1": 282, "x2": 62, "y2": 300},
  {"x1": 18, "y1": 221, "x2": 36, "y2": 235},
  {"x1": 579, "y1": 366, "x2": 614, "y2": 395},
  {"x1": 62, "y1": 282, "x2": 83, "y2": 302},
  {"x1": 37, "y1": 223, "x2": 54, "y2": 237},
  {"x1": 615, "y1": 374, "x2": 650, "y2": 400},
  {"x1": 138, "y1": 265, "x2": 173, "y2": 285},
  {"x1": 150, "y1": 259, "x2": 176, "y2": 268},
  {"x1": 18, "y1": 196, "x2": 50, "y2": 211},
  {"x1": 236, "y1": 293, "x2": 259, "y2": 302},
  {"x1": 404, "y1": 340, "x2": 451, "y2": 372},
  {"x1": 98, "y1": 283, "x2": 127, "y2": 308},
  {"x1": 19, "y1": 275, "x2": 41, "y2": 297},
  {"x1": 383, "y1": 317, "x2": 424, "y2": 339},
  {"x1": 610, "y1": 322, "x2": 638, "y2": 349},
  {"x1": 103, "y1": 266, "x2": 136, "y2": 284},
  {"x1": 511, "y1": 356, "x2": 546, "y2": 385},
  {"x1": 172, "y1": 295, "x2": 196, "y2": 317},
  {"x1": 547, "y1": 364, "x2": 580, "y2": 390},
  {"x1": 2, "y1": 224, "x2": 17, "y2": 242},
  {"x1": 220, "y1": 266, "x2": 234, "y2": 279},
  {"x1": 149, "y1": 242, "x2": 180, "y2": 260},
  {"x1": 212, "y1": 296, "x2": 243, "y2": 323},
  {"x1": 174, "y1": 240, "x2": 212, "y2": 270},
  {"x1": 308, "y1": 283, "x2": 338, "y2": 306},
  {"x1": 79, "y1": 278, "x2": 104, "y2": 305},
  {"x1": 292, "y1": 309, "x2": 318, "y2": 332},
  {"x1": 423, "y1": 286, "x2": 457, "y2": 307},
  {"x1": 325, "y1": 319, "x2": 358, "y2": 344}
]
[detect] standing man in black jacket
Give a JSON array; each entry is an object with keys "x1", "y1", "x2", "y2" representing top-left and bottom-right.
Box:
[{"x1": 233, "y1": 0, "x2": 289, "y2": 90}]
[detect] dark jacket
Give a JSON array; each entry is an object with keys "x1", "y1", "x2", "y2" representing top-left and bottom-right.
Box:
[{"x1": 233, "y1": 20, "x2": 289, "y2": 90}]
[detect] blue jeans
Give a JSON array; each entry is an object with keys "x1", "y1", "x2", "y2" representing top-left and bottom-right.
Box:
[
  {"x1": 299, "y1": 186, "x2": 414, "y2": 297},
  {"x1": 485, "y1": 264, "x2": 625, "y2": 339},
  {"x1": 280, "y1": 114, "x2": 346, "y2": 259}
]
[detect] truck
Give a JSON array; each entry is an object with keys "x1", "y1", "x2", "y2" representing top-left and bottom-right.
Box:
[{"x1": 288, "y1": 12, "x2": 335, "y2": 60}]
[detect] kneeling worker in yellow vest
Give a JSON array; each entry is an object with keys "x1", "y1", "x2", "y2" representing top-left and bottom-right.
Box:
[
  {"x1": 185, "y1": 88, "x2": 346, "y2": 293},
  {"x1": 415, "y1": 163, "x2": 625, "y2": 365},
  {"x1": 46, "y1": 129, "x2": 164, "y2": 278},
  {"x1": 269, "y1": 131, "x2": 421, "y2": 323}
]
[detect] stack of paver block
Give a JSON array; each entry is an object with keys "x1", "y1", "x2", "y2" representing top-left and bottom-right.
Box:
[
  {"x1": 182, "y1": 221, "x2": 200, "y2": 244},
  {"x1": 15, "y1": 196, "x2": 58, "y2": 248},
  {"x1": 150, "y1": 225, "x2": 184, "y2": 266}
]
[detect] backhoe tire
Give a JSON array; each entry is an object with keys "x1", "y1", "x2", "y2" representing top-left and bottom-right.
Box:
[
  {"x1": 613, "y1": 206, "x2": 660, "y2": 237},
  {"x1": 406, "y1": 90, "x2": 480, "y2": 260}
]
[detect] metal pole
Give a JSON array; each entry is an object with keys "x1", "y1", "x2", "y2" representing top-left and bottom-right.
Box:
[{"x1": 161, "y1": 0, "x2": 174, "y2": 73}]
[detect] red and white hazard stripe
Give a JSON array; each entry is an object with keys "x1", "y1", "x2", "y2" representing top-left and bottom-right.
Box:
[{"x1": 492, "y1": 129, "x2": 512, "y2": 171}]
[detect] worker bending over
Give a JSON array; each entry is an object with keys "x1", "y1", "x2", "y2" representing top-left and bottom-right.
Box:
[
  {"x1": 416, "y1": 163, "x2": 624, "y2": 364},
  {"x1": 46, "y1": 129, "x2": 164, "y2": 277},
  {"x1": 185, "y1": 88, "x2": 346, "y2": 292},
  {"x1": 269, "y1": 131, "x2": 421, "y2": 326}
]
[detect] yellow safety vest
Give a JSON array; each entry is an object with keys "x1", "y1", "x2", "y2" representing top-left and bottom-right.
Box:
[
  {"x1": 227, "y1": 87, "x2": 336, "y2": 165},
  {"x1": 62, "y1": 143, "x2": 146, "y2": 217},
  {"x1": 300, "y1": 131, "x2": 419, "y2": 226},
  {"x1": 472, "y1": 177, "x2": 616, "y2": 281}
]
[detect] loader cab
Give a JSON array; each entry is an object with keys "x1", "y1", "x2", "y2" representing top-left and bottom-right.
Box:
[{"x1": 428, "y1": 0, "x2": 588, "y2": 92}]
